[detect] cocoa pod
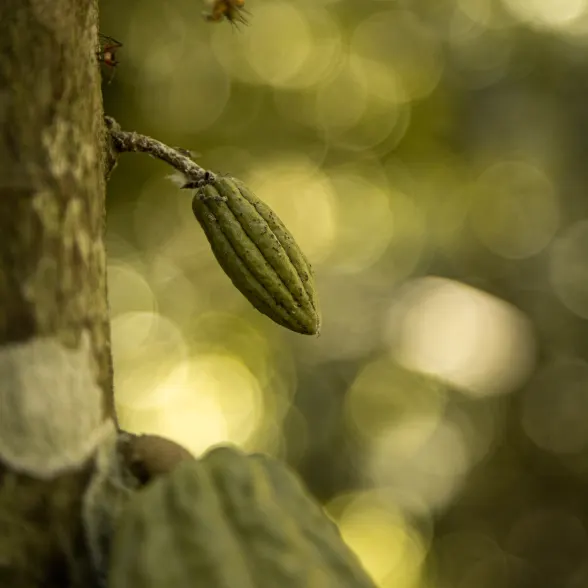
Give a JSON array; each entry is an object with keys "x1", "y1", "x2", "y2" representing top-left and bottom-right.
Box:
[
  {"x1": 108, "y1": 446, "x2": 376, "y2": 588},
  {"x1": 191, "y1": 176, "x2": 320, "y2": 335}
]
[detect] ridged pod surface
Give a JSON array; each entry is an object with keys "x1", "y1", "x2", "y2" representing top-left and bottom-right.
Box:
[
  {"x1": 109, "y1": 446, "x2": 376, "y2": 588},
  {"x1": 191, "y1": 176, "x2": 320, "y2": 335}
]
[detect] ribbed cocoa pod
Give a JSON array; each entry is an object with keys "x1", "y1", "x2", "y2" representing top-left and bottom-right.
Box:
[
  {"x1": 191, "y1": 176, "x2": 320, "y2": 335},
  {"x1": 108, "y1": 446, "x2": 376, "y2": 588}
]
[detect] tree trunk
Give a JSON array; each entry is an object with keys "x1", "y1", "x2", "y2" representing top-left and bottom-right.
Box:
[{"x1": 0, "y1": 1, "x2": 113, "y2": 586}]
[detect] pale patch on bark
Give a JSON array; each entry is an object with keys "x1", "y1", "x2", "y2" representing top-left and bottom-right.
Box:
[
  {"x1": 31, "y1": 190, "x2": 61, "y2": 236},
  {"x1": 0, "y1": 331, "x2": 113, "y2": 478},
  {"x1": 42, "y1": 118, "x2": 98, "y2": 184},
  {"x1": 24, "y1": 190, "x2": 96, "y2": 336}
]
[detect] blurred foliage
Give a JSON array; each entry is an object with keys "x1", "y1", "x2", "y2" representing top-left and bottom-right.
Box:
[{"x1": 100, "y1": 0, "x2": 588, "y2": 586}]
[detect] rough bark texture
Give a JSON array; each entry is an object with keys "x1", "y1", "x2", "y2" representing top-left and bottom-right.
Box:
[{"x1": 0, "y1": 1, "x2": 112, "y2": 586}]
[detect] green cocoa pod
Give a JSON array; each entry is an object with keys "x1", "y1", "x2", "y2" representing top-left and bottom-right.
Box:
[
  {"x1": 191, "y1": 176, "x2": 320, "y2": 335},
  {"x1": 109, "y1": 446, "x2": 376, "y2": 588}
]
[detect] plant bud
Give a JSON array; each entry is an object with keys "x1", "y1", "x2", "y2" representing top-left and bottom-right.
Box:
[{"x1": 192, "y1": 176, "x2": 320, "y2": 335}]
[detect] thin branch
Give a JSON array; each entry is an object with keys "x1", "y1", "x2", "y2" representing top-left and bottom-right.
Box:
[{"x1": 105, "y1": 116, "x2": 215, "y2": 187}]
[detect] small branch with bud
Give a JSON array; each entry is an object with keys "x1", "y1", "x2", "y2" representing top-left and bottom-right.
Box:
[
  {"x1": 103, "y1": 116, "x2": 320, "y2": 337},
  {"x1": 105, "y1": 116, "x2": 215, "y2": 187}
]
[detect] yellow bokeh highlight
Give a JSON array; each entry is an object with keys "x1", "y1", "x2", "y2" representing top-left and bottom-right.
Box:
[
  {"x1": 118, "y1": 353, "x2": 265, "y2": 456},
  {"x1": 112, "y1": 312, "x2": 189, "y2": 409},
  {"x1": 185, "y1": 311, "x2": 296, "y2": 415},
  {"x1": 245, "y1": 2, "x2": 312, "y2": 86},
  {"x1": 210, "y1": 0, "x2": 343, "y2": 89},
  {"x1": 501, "y1": 0, "x2": 588, "y2": 30},
  {"x1": 278, "y1": 6, "x2": 343, "y2": 89},
  {"x1": 245, "y1": 157, "x2": 337, "y2": 263},
  {"x1": 329, "y1": 492, "x2": 428, "y2": 588}
]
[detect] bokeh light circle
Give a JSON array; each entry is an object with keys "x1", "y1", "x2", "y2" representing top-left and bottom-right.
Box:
[
  {"x1": 522, "y1": 360, "x2": 588, "y2": 455},
  {"x1": 117, "y1": 353, "x2": 265, "y2": 456},
  {"x1": 329, "y1": 492, "x2": 428, "y2": 588},
  {"x1": 385, "y1": 278, "x2": 536, "y2": 397},
  {"x1": 112, "y1": 312, "x2": 188, "y2": 410},
  {"x1": 350, "y1": 10, "x2": 444, "y2": 102},
  {"x1": 367, "y1": 417, "x2": 470, "y2": 515},
  {"x1": 470, "y1": 161, "x2": 560, "y2": 260},
  {"x1": 549, "y1": 219, "x2": 588, "y2": 319},
  {"x1": 245, "y1": 158, "x2": 336, "y2": 262}
]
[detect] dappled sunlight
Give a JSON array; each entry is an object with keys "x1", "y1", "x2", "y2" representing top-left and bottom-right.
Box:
[{"x1": 100, "y1": 0, "x2": 588, "y2": 583}]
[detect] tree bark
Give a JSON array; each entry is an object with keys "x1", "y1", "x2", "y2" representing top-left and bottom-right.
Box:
[{"x1": 0, "y1": 1, "x2": 113, "y2": 586}]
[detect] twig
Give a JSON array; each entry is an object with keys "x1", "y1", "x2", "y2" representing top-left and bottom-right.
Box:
[{"x1": 104, "y1": 116, "x2": 215, "y2": 187}]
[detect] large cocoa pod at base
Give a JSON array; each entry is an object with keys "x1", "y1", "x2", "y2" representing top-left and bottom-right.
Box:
[{"x1": 108, "y1": 446, "x2": 376, "y2": 588}]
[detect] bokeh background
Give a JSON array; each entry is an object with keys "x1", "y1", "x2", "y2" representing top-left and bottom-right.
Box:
[{"x1": 99, "y1": 0, "x2": 588, "y2": 586}]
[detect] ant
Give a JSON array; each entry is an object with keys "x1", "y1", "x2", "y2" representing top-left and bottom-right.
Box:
[
  {"x1": 203, "y1": 0, "x2": 250, "y2": 28},
  {"x1": 97, "y1": 34, "x2": 123, "y2": 82}
]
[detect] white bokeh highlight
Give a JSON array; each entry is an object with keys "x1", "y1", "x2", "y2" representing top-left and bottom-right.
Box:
[{"x1": 385, "y1": 277, "x2": 536, "y2": 398}]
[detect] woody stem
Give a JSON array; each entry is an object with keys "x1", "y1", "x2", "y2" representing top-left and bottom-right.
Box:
[{"x1": 105, "y1": 116, "x2": 214, "y2": 185}]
